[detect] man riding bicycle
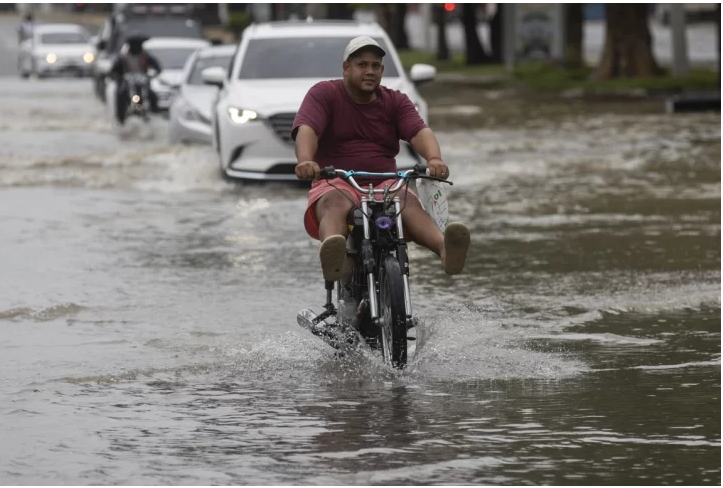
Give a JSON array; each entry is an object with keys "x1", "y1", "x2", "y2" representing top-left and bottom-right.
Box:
[{"x1": 293, "y1": 36, "x2": 470, "y2": 283}]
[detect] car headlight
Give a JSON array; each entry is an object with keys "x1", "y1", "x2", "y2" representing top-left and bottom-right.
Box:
[
  {"x1": 83, "y1": 52, "x2": 94, "y2": 64},
  {"x1": 45, "y1": 53, "x2": 57, "y2": 64},
  {"x1": 227, "y1": 107, "x2": 257, "y2": 124},
  {"x1": 182, "y1": 108, "x2": 198, "y2": 121},
  {"x1": 180, "y1": 102, "x2": 200, "y2": 122}
]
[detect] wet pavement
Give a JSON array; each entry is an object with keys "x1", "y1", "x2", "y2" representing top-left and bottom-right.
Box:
[{"x1": 0, "y1": 15, "x2": 720, "y2": 486}]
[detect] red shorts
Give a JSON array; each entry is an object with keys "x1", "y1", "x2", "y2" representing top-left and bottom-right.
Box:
[{"x1": 304, "y1": 178, "x2": 417, "y2": 240}]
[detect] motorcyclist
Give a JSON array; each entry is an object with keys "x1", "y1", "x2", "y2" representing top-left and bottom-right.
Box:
[
  {"x1": 109, "y1": 35, "x2": 162, "y2": 125},
  {"x1": 17, "y1": 13, "x2": 34, "y2": 44},
  {"x1": 293, "y1": 36, "x2": 471, "y2": 281}
]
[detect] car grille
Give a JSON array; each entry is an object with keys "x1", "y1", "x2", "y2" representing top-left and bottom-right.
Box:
[{"x1": 267, "y1": 113, "x2": 296, "y2": 145}]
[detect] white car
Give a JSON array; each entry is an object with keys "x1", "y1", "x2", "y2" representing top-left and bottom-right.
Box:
[
  {"x1": 168, "y1": 45, "x2": 235, "y2": 145},
  {"x1": 204, "y1": 20, "x2": 436, "y2": 181},
  {"x1": 18, "y1": 23, "x2": 96, "y2": 78},
  {"x1": 143, "y1": 37, "x2": 211, "y2": 111}
]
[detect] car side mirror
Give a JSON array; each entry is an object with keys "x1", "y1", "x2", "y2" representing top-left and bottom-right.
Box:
[
  {"x1": 409, "y1": 63, "x2": 437, "y2": 86},
  {"x1": 201, "y1": 66, "x2": 226, "y2": 88}
]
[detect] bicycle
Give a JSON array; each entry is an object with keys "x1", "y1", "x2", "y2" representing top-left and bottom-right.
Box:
[{"x1": 296, "y1": 163, "x2": 452, "y2": 369}]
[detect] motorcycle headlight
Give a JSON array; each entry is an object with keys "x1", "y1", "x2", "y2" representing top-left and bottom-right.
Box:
[{"x1": 227, "y1": 107, "x2": 257, "y2": 124}]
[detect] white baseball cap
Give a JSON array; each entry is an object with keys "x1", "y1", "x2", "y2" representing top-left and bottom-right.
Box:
[{"x1": 342, "y1": 36, "x2": 386, "y2": 61}]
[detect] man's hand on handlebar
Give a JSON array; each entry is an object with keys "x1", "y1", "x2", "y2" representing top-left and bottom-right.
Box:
[
  {"x1": 296, "y1": 160, "x2": 321, "y2": 181},
  {"x1": 427, "y1": 157, "x2": 450, "y2": 179}
]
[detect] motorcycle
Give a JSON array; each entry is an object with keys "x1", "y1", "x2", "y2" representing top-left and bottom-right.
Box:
[{"x1": 296, "y1": 163, "x2": 454, "y2": 369}]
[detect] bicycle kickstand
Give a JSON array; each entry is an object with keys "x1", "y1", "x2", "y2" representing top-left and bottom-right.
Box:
[{"x1": 312, "y1": 280, "x2": 337, "y2": 325}]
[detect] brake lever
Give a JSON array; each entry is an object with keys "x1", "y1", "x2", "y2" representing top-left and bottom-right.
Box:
[
  {"x1": 318, "y1": 166, "x2": 338, "y2": 180},
  {"x1": 415, "y1": 174, "x2": 453, "y2": 185}
]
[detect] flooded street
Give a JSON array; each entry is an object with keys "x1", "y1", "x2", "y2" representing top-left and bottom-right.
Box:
[{"x1": 1, "y1": 28, "x2": 720, "y2": 486}]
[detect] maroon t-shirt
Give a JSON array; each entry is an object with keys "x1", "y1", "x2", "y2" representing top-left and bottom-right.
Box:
[{"x1": 292, "y1": 80, "x2": 427, "y2": 186}]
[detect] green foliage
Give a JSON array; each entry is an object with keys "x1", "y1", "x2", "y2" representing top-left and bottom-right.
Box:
[
  {"x1": 513, "y1": 62, "x2": 720, "y2": 93},
  {"x1": 399, "y1": 49, "x2": 720, "y2": 94},
  {"x1": 397, "y1": 50, "x2": 506, "y2": 75}
]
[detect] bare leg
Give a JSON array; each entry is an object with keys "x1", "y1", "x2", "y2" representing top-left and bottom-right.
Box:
[
  {"x1": 400, "y1": 194, "x2": 470, "y2": 275},
  {"x1": 399, "y1": 194, "x2": 444, "y2": 255},
  {"x1": 315, "y1": 190, "x2": 355, "y2": 241},
  {"x1": 314, "y1": 190, "x2": 355, "y2": 281}
]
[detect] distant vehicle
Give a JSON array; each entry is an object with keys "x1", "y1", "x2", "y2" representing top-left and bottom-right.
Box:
[
  {"x1": 18, "y1": 23, "x2": 95, "y2": 78},
  {"x1": 92, "y1": 3, "x2": 206, "y2": 101},
  {"x1": 168, "y1": 44, "x2": 235, "y2": 145},
  {"x1": 142, "y1": 37, "x2": 211, "y2": 111},
  {"x1": 206, "y1": 20, "x2": 436, "y2": 181}
]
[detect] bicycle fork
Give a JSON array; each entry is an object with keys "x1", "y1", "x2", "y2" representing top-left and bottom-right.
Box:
[{"x1": 360, "y1": 197, "x2": 413, "y2": 324}]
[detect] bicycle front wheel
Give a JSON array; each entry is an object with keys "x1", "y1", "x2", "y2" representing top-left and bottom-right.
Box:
[{"x1": 378, "y1": 256, "x2": 408, "y2": 368}]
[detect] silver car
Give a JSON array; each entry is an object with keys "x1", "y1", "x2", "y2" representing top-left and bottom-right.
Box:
[
  {"x1": 143, "y1": 37, "x2": 211, "y2": 111},
  {"x1": 205, "y1": 20, "x2": 436, "y2": 181},
  {"x1": 18, "y1": 23, "x2": 95, "y2": 78},
  {"x1": 168, "y1": 45, "x2": 235, "y2": 145}
]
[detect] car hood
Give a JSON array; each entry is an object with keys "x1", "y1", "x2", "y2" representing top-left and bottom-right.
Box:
[
  {"x1": 180, "y1": 85, "x2": 217, "y2": 120},
  {"x1": 157, "y1": 69, "x2": 185, "y2": 87},
  {"x1": 225, "y1": 77, "x2": 410, "y2": 115},
  {"x1": 34, "y1": 44, "x2": 92, "y2": 56}
]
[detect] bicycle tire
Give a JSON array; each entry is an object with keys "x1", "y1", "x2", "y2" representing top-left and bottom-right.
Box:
[{"x1": 378, "y1": 256, "x2": 407, "y2": 368}]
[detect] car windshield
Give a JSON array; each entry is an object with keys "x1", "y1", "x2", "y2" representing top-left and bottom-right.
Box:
[
  {"x1": 237, "y1": 37, "x2": 400, "y2": 79},
  {"x1": 146, "y1": 47, "x2": 199, "y2": 70},
  {"x1": 41, "y1": 32, "x2": 88, "y2": 44},
  {"x1": 187, "y1": 54, "x2": 232, "y2": 85}
]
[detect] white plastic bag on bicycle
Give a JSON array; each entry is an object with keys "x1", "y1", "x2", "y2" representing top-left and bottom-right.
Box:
[{"x1": 416, "y1": 170, "x2": 449, "y2": 234}]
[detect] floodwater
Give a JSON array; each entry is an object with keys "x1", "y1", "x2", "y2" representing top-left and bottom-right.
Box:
[{"x1": 1, "y1": 43, "x2": 720, "y2": 488}]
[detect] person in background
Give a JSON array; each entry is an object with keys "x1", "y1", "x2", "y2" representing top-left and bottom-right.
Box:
[
  {"x1": 17, "y1": 12, "x2": 35, "y2": 44},
  {"x1": 109, "y1": 35, "x2": 162, "y2": 125}
]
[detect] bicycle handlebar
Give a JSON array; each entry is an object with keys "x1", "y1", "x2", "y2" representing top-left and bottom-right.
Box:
[{"x1": 318, "y1": 163, "x2": 452, "y2": 194}]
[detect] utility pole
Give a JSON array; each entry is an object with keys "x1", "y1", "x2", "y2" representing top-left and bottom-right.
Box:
[
  {"x1": 218, "y1": 3, "x2": 228, "y2": 25},
  {"x1": 670, "y1": 3, "x2": 689, "y2": 77},
  {"x1": 420, "y1": 3, "x2": 432, "y2": 51}
]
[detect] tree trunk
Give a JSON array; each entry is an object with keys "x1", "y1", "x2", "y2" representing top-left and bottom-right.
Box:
[
  {"x1": 327, "y1": 4, "x2": 353, "y2": 20},
  {"x1": 565, "y1": 4, "x2": 584, "y2": 68},
  {"x1": 374, "y1": 4, "x2": 391, "y2": 34},
  {"x1": 594, "y1": 4, "x2": 661, "y2": 79},
  {"x1": 462, "y1": 3, "x2": 491, "y2": 64},
  {"x1": 394, "y1": 4, "x2": 410, "y2": 50},
  {"x1": 717, "y1": 3, "x2": 721, "y2": 82},
  {"x1": 434, "y1": 5, "x2": 450, "y2": 61},
  {"x1": 374, "y1": 4, "x2": 408, "y2": 50},
  {"x1": 490, "y1": 4, "x2": 503, "y2": 63}
]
